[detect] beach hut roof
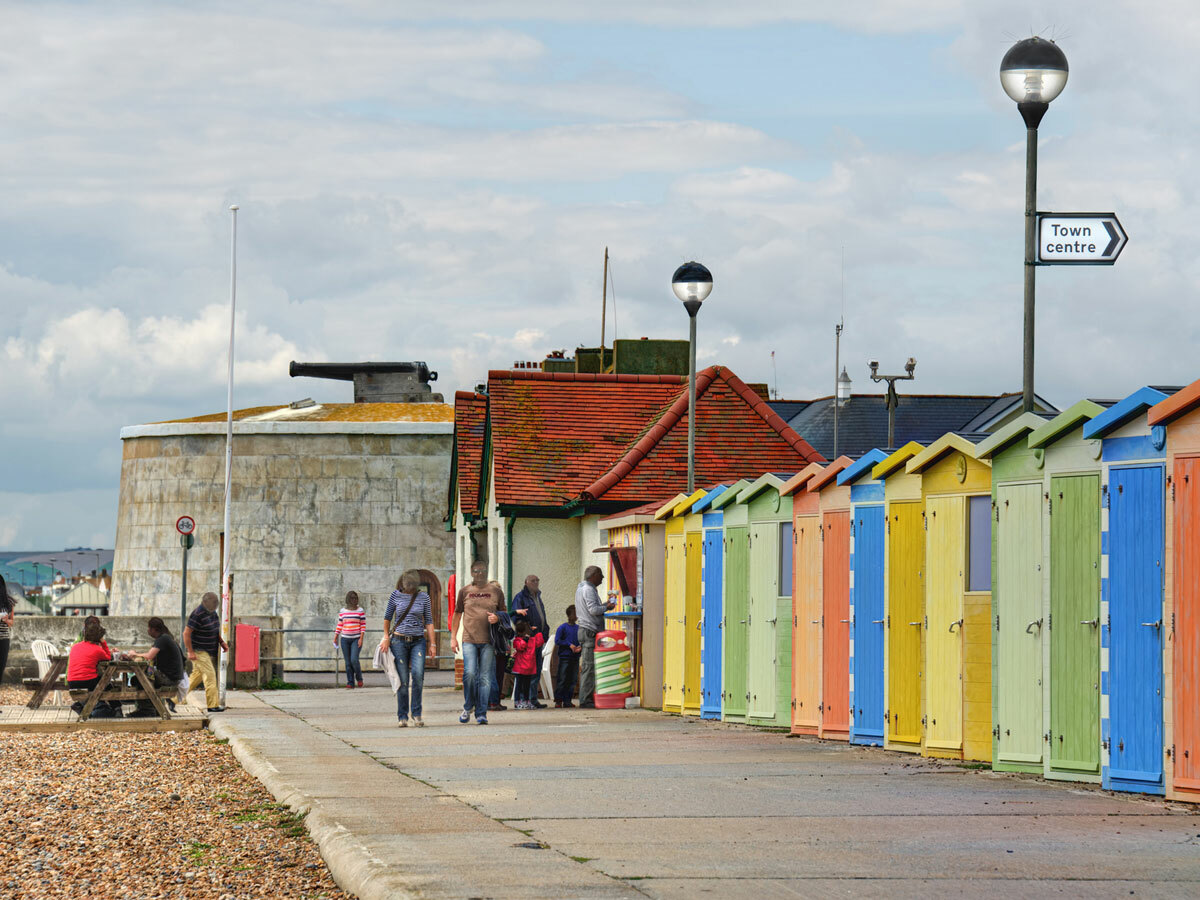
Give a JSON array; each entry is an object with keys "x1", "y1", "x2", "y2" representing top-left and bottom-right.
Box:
[
  {"x1": 869, "y1": 441, "x2": 925, "y2": 481},
  {"x1": 1028, "y1": 399, "x2": 1110, "y2": 449},
  {"x1": 1147, "y1": 377, "x2": 1200, "y2": 427},
  {"x1": 905, "y1": 433, "x2": 990, "y2": 474},
  {"x1": 691, "y1": 484, "x2": 732, "y2": 513},
  {"x1": 836, "y1": 448, "x2": 890, "y2": 486},
  {"x1": 973, "y1": 411, "x2": 1054, "y2": 460},
  {"x1": 808, "y1": 456, "x2": 854, "y2": 492},
  {"x1": 736, "y1": 473, "x2": 789, "y2": 504},
  {"x1": 1083, "y1": 386, "x2": 1180, "y2": 439},
  {"x1": 780, "y1": 462, "x2": 825, "y2": 497}
]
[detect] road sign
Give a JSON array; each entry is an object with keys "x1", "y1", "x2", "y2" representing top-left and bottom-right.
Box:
[
  {"x1": 176, "y1": 515, "x2": 196, "y2": 536},
  {"x1": 1037, "y1": 212, "x2": 1127, "y2": 265}
]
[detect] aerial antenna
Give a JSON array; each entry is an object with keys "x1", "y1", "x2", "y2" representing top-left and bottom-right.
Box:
[
  {"x1": 771, "y1": 350, "x2": 778, "y2": 400},
  {"x1": 600, "y1": 247, "x2": 609, "y2": 350}
]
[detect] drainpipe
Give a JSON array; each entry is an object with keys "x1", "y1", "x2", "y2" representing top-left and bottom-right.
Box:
[{"x1": 505, "y1": 515, "x2": 516, "y2": 607}]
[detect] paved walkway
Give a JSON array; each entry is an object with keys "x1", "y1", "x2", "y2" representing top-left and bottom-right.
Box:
[{"x1": 213, "y1": 684, "x2": 1200, "y2": 899}]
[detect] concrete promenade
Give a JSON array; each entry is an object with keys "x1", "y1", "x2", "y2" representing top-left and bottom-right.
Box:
[{"x1": 213, "y1": 682, "x2": 1200, "y2": 899}]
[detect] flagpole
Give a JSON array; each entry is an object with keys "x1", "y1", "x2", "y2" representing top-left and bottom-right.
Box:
[{"x1": 218, "y1": 204, "x2": 238, "y2": 707}]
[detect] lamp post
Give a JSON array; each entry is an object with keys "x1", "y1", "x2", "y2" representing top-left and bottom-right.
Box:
[
  {"x1": 869, "y1": 358, "x2": 916, "y2": 451},
  {"x1": 671, "y1": 261, "x2": 713, "y2": 494},
  {"x1": 1000, "y1": 37, "x2": 1069, "y2": 413},
  {"x1": 78, "y1": 550, "x2": 101, "y2": 579}
]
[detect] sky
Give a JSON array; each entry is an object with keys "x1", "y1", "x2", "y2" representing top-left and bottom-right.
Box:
[{"x1": 1, "y1": 0, "x2": 1197, "y2": 550}]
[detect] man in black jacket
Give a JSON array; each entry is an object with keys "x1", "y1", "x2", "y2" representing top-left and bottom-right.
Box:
[{"x1": 511, "y1": 575, "x2": 549, "y2": 708}]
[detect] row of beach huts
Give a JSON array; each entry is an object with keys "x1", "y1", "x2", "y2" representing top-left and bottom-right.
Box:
[{"x1": 599, "y1": 379, "x2": 1200, "y2": 802}]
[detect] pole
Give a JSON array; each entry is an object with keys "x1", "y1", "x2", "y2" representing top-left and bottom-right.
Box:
[
  {"x1": 1022, "y1": 123, "x2": 1038, "y2": 413},
  {"x1": 218, "y1": 204, "x2": 238, "y2": 707},
  {"x1": 833, "y1": 322, "x2": 842, "y2": 459},
  {"x1": 887, "y1": 382, "x2": 897, "y2": 452},
  {"x1": 180, "y1": 538, "x2": 189, "y2": 636},
  {"x1": 600, "y1": 246, "x2": 608, "y2": 351},
  {"x1": 686, "y1": 307, "x2": 698, "y2": 494}
]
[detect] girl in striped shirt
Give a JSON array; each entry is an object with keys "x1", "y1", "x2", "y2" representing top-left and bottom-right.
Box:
[{"x1": 334, "y1": 591, "x2": 367, "y2": 687}]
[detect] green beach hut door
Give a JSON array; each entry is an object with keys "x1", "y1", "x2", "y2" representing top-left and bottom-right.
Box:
[
  {"x1": 1049, "y1": 474, "x2": 1101, "y2": 776},
  {"x1": 996, "y1": 482, "x2": 1044, "y2": 768},
  {"x1": 748, "y1": 522, "x2": 778, "y2": 720},
  {"x1": 722, "y1": 527, "x2": 750, "y2": 720}
]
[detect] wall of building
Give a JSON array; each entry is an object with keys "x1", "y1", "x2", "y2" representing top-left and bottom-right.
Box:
[
  {"x1": 111, "y1": 428, "x2": 453, "y2": 670},
  {"x1": 510, "y1": 517, "x2": 581, "y2": 624}
]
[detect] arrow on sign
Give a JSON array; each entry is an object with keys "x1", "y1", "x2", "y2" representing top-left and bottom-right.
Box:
[{"x1": 1037, "y1": 213, "x2": 1127, "y2": 265}]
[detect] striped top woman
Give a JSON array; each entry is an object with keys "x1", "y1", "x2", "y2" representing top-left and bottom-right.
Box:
[{"x1": 333, "y1": 590, "x2": 367, "y2": 688}]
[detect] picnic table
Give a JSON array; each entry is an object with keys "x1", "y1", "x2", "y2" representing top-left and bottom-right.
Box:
[{"x1": 26, "y1": 655, "x2": 176, "y2": 721}]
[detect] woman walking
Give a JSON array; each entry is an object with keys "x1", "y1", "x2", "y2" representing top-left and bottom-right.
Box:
[
  {"x1": 0, "y1": 575, "x2": 13, "y2": 698},
  {"x1": 381, "y1": 572, "x2": 434, "y2": 727},
  {"x1": 334, "y1": 590, "x2": 367, "y2": 688}
]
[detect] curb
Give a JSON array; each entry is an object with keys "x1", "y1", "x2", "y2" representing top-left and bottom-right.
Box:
[{"x1": 210, "y1": 716, "x2": 421, "y2": 900}]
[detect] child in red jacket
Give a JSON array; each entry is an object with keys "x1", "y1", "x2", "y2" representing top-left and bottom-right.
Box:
[{"x1": 511, "y1": 620, "x2": 545, "y2": 710}]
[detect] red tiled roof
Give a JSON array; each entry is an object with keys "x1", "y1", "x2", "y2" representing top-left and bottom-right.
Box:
[
  {"x1": 485, "y1": 367, "x2": 823, "y2": 508},
  {"x1": 454, "y1": 391, "x2": 488, "y2": 516}
]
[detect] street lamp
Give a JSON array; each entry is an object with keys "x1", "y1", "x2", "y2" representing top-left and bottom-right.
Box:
[
  {"x1": 1000, "y1": 36, "x2": 1069, "y2": 412},
  {"x1": 78, "y1": 550, "x2": 101, "y2": 579},
  {"x1": 869, "y1": 358, "x2": 916, "y2": 452},
  {"x1": 671, "y1": 260, "x2": 713, "y2": 493}
]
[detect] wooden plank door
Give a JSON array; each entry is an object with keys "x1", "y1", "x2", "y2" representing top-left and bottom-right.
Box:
[
  {"x1": 701, "y1": 530, "x2": 724, "y2": 718},
  {"x1": 792, "y1": 515, "x2": 821, "y2": 733},
  {"x1": 852, "y1": 505, "x2": 886, "y2": 744},
  {"x1": 748, "y1": 522, "x2": 778, "y2": 720},
  {"x1": 1108, "y1": 464, "x2": 1164, "y2": 792},
  {"x1": 662, "y1": 534, "x2": 685, "y2": 711},
  {"x1": 683, "y1": 532, "x2": 703, "y2": 714},
  {"x1": 996, "y1": 482, "x2": 1044, "y2": 769},
  {"x1": 925, "y1": 495, "x2": 965, "y2": 755},
  {"x1": 1049, "y1": 474, "x2": 1101, "y2": 776},
  {"x1": 887, "y1": 501, "x2": 925, "y2": 747},
  {"x1": 722, "y1": 527, "x2": 750, "y2": 720},
  {"x1": 821, "y1": 511, "x2": 851, "y2": 736},
  {"x1": 1174, "y1": 457, "x2": 1200, "y2": 793}
]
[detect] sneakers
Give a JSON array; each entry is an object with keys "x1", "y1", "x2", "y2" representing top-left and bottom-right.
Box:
[
  {"x1": 357, "y1": 681, "x2": 365, "y2": 688},
  {"x1": 459, "y1": 710, "x2": 471, "y2": 724},
  {"x1": 554, "y1": 700, "x2": 563, "y2": 708},
  {"x1": 398, "y1": 719, "x2": 408, "y2": 728},
  {"x1": 206, "y1": 706, "x2": 226, "y2": 713},
  {"x1": 532, "y1": 701, "x2": 547, "y2": 708},
  {"x1": 488, "y1": 702, "x2": 506, "y2": 711},
  {"x1": 345, "y1": 683, "x2": 354, "y2": 689},
  {"x1": 476, "y1": 716, "x2": 488, "y2": 725},
  {"x1": 411, "y1": 716, "x2": 424, "y2": 727}
]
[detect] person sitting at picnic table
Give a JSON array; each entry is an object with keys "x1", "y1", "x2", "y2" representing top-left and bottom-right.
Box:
[
  {"x1": 66, "y1": 620, "x2": 121, "y2": 717},
  {"x1": 128, "y1": 616, "x2": 184, "y2": 717}
]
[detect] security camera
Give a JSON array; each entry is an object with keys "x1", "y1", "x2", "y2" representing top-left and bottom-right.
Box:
[{"x1": 869, "y1": 360, "x2": 879, "y2": 376}]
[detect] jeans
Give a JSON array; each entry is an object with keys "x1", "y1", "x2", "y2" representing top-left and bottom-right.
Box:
[
  {"x1": 461, "y1": 642, "x2": 495, "y2": 719},
  {"x1": 578, "y1": 627, "x2": 597, "y2": 705},
  {"x1": 339, "y1": 635, "x2": 363, "y2": 685},
  {"x1": 491, "y1": 650, "x2": 508, "y2": 706},
  {"x1": 390, "y1": 637, "x2": 426, "y2": 720},
  {"x1": 135, "y1": 666, "x2": 175, "y2": 714},
  {"x1": 514, "y1": 673, "x2": 535, "y2": 705},
  {"x1": 67, "y1": 675, "x2": 120, "y2": 715},
  {"x1": 555, "y1": 653, "x2": 579, "y2": 703},
  {"x1": 0, "y1": 638, "x2": 9, "y2": 686}
]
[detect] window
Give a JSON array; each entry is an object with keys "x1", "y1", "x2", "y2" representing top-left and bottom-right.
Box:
[
  {"x1": 779, "y1": 521, "x2": 794, "y2": 597},
  {"x1": 967, "y1": 495, "x2": 992, "y2": 592}
]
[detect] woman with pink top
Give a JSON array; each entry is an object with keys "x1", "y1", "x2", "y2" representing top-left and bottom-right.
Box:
[{"x1": 334, "y1": 590, "x2": 367, "y2": 687}]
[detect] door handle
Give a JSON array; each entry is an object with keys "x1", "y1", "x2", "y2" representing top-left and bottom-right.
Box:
[
  {"x1": 948, "y1": 619, "x2": 963, "y2": 633},
  {"x1": 840, "y1": 619, "x2": 851, "y2": 623},
  {"x1": 872, "y1": 619, "x2": 885, "y2": 624},
  {"x1": 1140, "y1": 620, "x2": 1163, "y2": 629},
  {"x1": 908, "y1": 621, "x2": 922, "y2": 627},
  {"x1": 1080, "y1": 619, "x2": 1099, "y2": 627},
  {"x1": 739, "y1": 619, "x2": 747, "y2": 624},
  {"x1": 811, "y1": 619, "x2": 822, "y2": 624},
  {"x1": 1026, "y1": 619, "x2": 1042, "y2": 634}
]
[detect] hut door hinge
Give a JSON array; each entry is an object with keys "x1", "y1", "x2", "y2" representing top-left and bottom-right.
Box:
[
  {"x1": 1047, "y1": 613, "x2": 1052, "y2": 630},
  {"x1": 995, "y1": 614, "x2": 1000, "y2": 632},
  {"x1": 885, "y1": 709, "x2": 890, "y2": 722},
  {"x1": 886, "y1": 517, "x2": 891, "y2": 534},
  {"x1": 993, "y1": 725, "x2": 1000, "y2": 738},
  {"x1": 1102, "y1": 483, "x2": 1110, "y2": 507},
  {"x1": 994, "y1": 500, "x2": 999, "y2": 522}
]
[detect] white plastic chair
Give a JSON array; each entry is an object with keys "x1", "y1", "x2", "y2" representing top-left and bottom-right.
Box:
[{"x1": 31, "y1": 639, "x2": 63, "y2": 705}]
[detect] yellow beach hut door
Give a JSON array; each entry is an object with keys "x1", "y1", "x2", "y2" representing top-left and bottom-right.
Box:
[
  {"x1": 683, "y1": 531, "x2": 703, "y2": 713},
  {"x1": 662, "y1": 534, "x2": 685, "y2": 711},
  {"x1": 925, "y1": 495, "x2": 964, "y2": 755},
  {"x1": 887, "y1": 501, "x2": 924, "y2": 747}
]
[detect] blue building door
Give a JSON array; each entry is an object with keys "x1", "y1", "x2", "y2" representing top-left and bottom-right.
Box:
[
  {"x1": 701, "y1": 529, "x2": 724, "y2": 719},
  {"x1": 851, "y1": 505, "x2": 885, "y2": 745},
  {"x1": 1107, "y1": 464, "x2": 1165, "y2": 793}
]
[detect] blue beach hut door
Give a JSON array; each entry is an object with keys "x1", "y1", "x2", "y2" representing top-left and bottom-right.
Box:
[
  {"x1": 701, "y1": 529, "x2": 724, "y2": 719},
  {"x1": 852, "y1": 505, "x2": 886, "y2": 745}
]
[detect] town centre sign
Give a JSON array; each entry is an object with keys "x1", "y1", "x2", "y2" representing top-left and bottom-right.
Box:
[{"x1": 1037, "y1": 212, "x2": 1128, "y2": 265}]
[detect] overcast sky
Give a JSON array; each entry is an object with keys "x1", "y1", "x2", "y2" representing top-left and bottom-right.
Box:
[{"x1": 1, "y1": 1, "x2": 1197, "y2": 550}]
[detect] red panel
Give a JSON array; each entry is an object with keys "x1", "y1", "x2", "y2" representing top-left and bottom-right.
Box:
[
  {"x1": 234, "y1": 624, "x2": 260, "y2": 673},
  {"x1": 1176, "y1": 456, "x2": 1200, "y2": 791},
  {"x1": 822, "y1": 510, "x2": 851, "y2": 737}
]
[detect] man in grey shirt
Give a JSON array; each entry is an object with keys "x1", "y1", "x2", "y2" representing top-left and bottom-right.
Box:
[{"x1": 574, "y1": 565, "x2": 615, "y2": 708}]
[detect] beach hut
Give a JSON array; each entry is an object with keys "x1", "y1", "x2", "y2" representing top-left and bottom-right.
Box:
[
  {"x1": 838, "y1": 449, "x2": 890, "y2": 746},
  {"x1": 655, "y1": 492, "x2": 696, "y2": 714},
  {"x1": 693, "y1": 484, "x2": 734, "y2": 720},
  {"x1": 872, "y1": 442, "x2": 927, "y2": 754},
  {"x1": 711, "y1": 482, "x2": 751, "y2": 724},
  {"x1": 1147, "y1": 379, "x2": 1200, "y2": 803},
  {"x1": 1083, "y1": 387, "x2": 1175, "y2": 795},
  {"x1": 599, "y1": 500, "x2": 669, "y2": 709},
  {"x1": 781, "y1": 463, "x2": 825, "y2": 735},
  {"x1": 905, "y1": 434, "x2": 993, "y2": 762},
  {"x1": 810, "y1": 457, "x2": 854, "y2": 740},
  {"x1": 739, "y1": 473, "x2": 796, "y2": 729},
  {"x1": 1028, "y1": 400, "x2": 1108, "y2": 783},
  {"x1": 975, "y1": 413, "x2": 1053, "y2": 775}
]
